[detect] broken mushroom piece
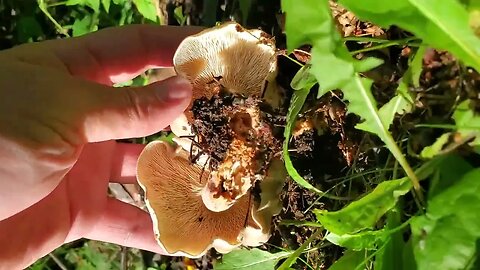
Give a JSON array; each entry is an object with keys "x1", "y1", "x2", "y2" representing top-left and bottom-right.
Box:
[
  {"x1": 136, "y1": 141, "x2": 275, "y2": 257},
  {"x1": 169, "y1": 22, "x2": 282, "y2": 213}
]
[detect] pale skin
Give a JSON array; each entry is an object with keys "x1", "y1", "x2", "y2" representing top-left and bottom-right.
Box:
[{"x1": 0, "y1": 24, "x2": 201, "y2": 269}]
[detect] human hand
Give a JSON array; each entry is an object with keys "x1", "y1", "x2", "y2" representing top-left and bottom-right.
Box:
[{"x1": 0, "y1": 24, "x2": 200, "y2": 269}]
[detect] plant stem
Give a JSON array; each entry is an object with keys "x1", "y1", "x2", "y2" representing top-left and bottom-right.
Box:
[
  {"x1": 47, "y1": 1, "x2": 68, "y2": 7},
  {"x1": 350, "y1": 38, "x2": 420, "y2": 55},
  {"x1": 277, "y1": 229, "x2": 323, "y2": 270},
  {"x1": 48, "y1": 253, "x2": 67, "y2": 270},
  {"x1": 282, "y1": 54, "x2": 304, "y2": 66},
  {"x1": 38, "y1": 0, "x2": 70, "y2": 37}
]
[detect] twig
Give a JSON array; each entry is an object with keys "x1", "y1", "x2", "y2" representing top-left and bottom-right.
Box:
[
  {"x1": 120, "y1": 246, "x2": 128, "y2": 270},
  {"x1": 48, "y1": 253, "x2": 68, "y2": 270}
]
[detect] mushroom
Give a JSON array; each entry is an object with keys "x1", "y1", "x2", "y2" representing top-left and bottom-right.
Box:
[
  {"x1": 168, "y1": 22, "x2": 282, "y2": 212},
  {"x1": 136, "y1": 22, "x2": 287, "y2": 256},
  {"x1": 136, "y1": 141, "x2": 284, "y2": 257}
]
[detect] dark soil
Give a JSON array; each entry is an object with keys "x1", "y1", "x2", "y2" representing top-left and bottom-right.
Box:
[{"x1": 191, "y1": 91, "x2": 236, "y2": 170}]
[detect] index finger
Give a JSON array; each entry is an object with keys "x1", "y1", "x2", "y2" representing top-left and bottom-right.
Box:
[{"x1": 15, "y1": 24, "x2": 203, "y2": 84}]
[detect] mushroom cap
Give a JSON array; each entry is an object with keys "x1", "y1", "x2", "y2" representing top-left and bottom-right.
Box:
[
  {"x1": 170, "y1": 22, "x2": 278, "y2": 155},
  {"x1": 136, "y1": 141, "x2": 271, "y2": 257},
  {"x1": 173, "y1": 22, "x2": 276, "y2": 100}
]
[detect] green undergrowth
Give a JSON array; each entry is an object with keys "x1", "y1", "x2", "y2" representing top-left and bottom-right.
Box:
[
  {"x1": 4, "y1": 0, "x2": 480, "y2": 269},
  {"x1": 227, "y1": 0, "x2": 480, "y2": 269},
  {"x1": 221, "y1": 0, "x2": 480, "y2": 269}
]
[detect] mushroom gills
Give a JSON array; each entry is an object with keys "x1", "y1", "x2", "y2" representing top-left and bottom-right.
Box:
[{"x1": 136, "y1": 141, "x2": 276, "y2": 257}]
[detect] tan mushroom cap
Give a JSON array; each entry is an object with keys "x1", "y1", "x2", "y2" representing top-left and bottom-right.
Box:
[
  {"x1": 170, "y1": 22, "x2": 281, "y2": 148},
  {"x1": 136, "y1": 141, "x2": 272, "y2": 257},
  {"x1": 173, "y1": 22, "x2": 276, "y2": 99}
]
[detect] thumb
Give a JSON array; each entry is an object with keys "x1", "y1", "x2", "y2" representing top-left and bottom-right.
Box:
[{"x1": 82, "y1": 76, "x2": 192, "y2": 142}]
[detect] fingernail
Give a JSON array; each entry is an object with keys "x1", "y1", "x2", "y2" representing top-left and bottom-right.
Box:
[{"x1": 166, "y1": 77, "x2": 192, "y2": 99}]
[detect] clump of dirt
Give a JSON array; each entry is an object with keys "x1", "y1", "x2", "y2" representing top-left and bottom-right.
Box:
[
  {"x1": 191, "y1": 92, "x2": 235, "y2": 170},
  {"x1": 190, "y1": 88, "x2": 283, "y2": 203}
]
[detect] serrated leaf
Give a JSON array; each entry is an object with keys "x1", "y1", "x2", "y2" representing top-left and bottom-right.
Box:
[
  {"x1": 281, "y1": 0, "x2": 333, "y2": 52},
  {"x1": 314, "y1": 178, "x2": 412, "y2": 235},
  {"x1": 411, "y1": 168, "x2": 480, "y2": 270},
  {"x1": 353, "y1": 57, "x2": 384, "y2": 73},
  {"x1": 310, "y1": 46, "x2": 355, "y2": 93},
  {"x1": 328, "y1": 250, "x2": 365, "y2": 270},
  {"x1": 86, "y1": 0, "x2": 100, "y2": 12},
  {"x1": 357, "y1": 80, "x2": 413, "y2": 132},
  {"x1": 72, "y1": 15, "x2": 96, "y2": 37},
  {"x1": 133, "y1": 0, "x2": 158, "y2": 22},
  {"x1": 214, "y1": 248, "x2": 291, "y2": 270},
  {"x1": 338, "y1": 0, "x2": 480, "y2": 71},
  {"x1": 101, "y1": 0, "x2": 111, "y2": 12},
  {"x1": 282, "y1": 0, "x2": 421, "y2": 193}
]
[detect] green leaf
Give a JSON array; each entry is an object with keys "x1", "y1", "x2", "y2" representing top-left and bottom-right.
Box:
[
  {"x1": 133, "y1": 0, "x2": 158, "y2": 22},
  {"x1": 72, "y1": 15, "x2": 96, "y2": 37},
  {"x1": 277, "y1": 229, "x2": 323, "y2": 270},
  {"x1": 374, "y1": 209, "x2": 405, "y2": 270},
  {"x1": 314, "y1": 178, "x2": 412, "y2": 235},
  {"x1": 419, "y1": 133, "x2": 450, "y2": 159},
  {"x1": 338, "y1": 0, "x2": 480, "y2": 71},
  {"x1": 290, "y1": 64, "x2": 317, "y2": 91},
  {"x1": 401, "y1": 238, "x2": 418, "y2": 270},
  {"x1": 16, "y1": 16, "x2": 43, "y2": 43},
  {"x1": 283, "y1": 88, "x2": 321, "y2": 192},
  {"x1": 326, "y1": 229, "x2": 388, "y2": 250},
  {"x1": 411, "y1": 168, "x2": 480, "y2": 270},
  {"x1": 101, "y1": 0, "x2": 111, "y2": 12},
  {"x1": 279, "y1": 219, "x2": 324, "y2": 228},
  {"x1": 282, "y1": 0, "x2": 332, "y2": 51},
  {"x1": 310, "y1": 46, "x2": 355, "y2": 92},
  {"x1": 174, "y1": 6, "x2": 187, "y2": 25},
  {"x1": 86, "y1": 0, "x2": 100, "y2": 12},
  {"x1": 343, "y1": 76, "x2": 421, "y2": 191},
  {"x1": 282, "y1": 0, "x2": 422, "y2": 194},
  {"x1": 66, "y1": 0, "x2": 83, "y2": 5},
  {"x1": 66, "y1": 0, "x2": 100, "y2": 12},
  {"x1": 427, "y1": 154, "x2": 473, "y2": 200},
  {"x1": 408, "y1": 45, "x2": 426, "y2": 88},
  {"x1": 214, "y1": 248, "x2": 291, "y2": 270},
  {"x1": 328, "y1": 250, "x2": 365, "y2": 270},
  {"x1": 353, "y1": 57, "x2": 384, "y2": 73},
  {"x1": 453, "y1": 100, "x2": 480, "y2": 145},
  {"x1": 357, "y1": 80, "x2": 413, "y2": 132}
]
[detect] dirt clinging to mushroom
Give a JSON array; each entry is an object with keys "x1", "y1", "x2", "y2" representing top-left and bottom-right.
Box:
[{"x1": 191, "y1": 87, "x2": 282, "y2": 202}]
